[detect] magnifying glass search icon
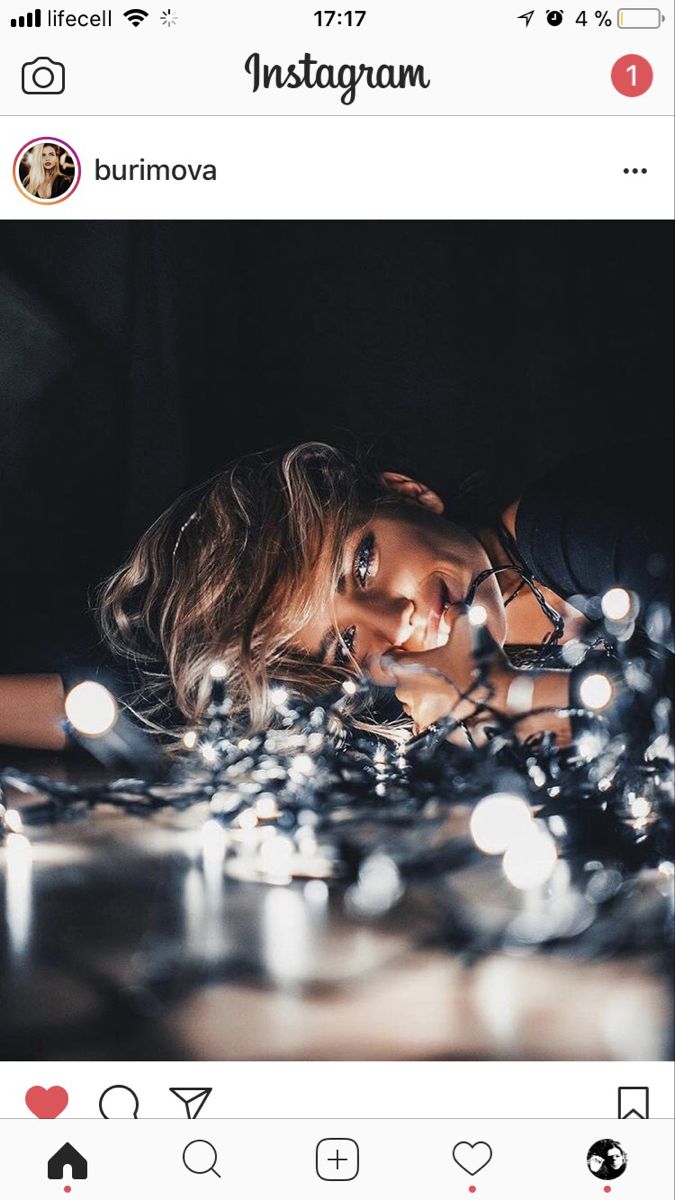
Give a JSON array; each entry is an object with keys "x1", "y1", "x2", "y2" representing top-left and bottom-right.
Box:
[{"x1": 183, "y1": 1139, "x2": 222, "y2": 1178}]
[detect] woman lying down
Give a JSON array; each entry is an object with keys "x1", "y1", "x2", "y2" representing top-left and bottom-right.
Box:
[{"x1": 1, "y1": 441, "x2": 672, "y2": 752}]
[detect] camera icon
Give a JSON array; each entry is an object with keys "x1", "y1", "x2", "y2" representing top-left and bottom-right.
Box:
[{"x1": 21, "y1": 57, "x2": 65, "y2": 95}]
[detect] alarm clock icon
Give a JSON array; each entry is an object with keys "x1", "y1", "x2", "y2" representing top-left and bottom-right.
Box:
[{"x1": 547, "y1": 8, "x2": 564, "y2": 23}]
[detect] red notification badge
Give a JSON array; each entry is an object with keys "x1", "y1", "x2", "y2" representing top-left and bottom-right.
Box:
[{"x1": 611, "y1": 54, "x2": 654, "y2": 96}]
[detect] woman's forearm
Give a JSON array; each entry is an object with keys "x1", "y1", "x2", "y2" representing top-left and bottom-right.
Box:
[
  {"x1": 506, "y1": 668, "x2": 572, "y2": 745},
  {"x1": 0, "y1": 674, "x2": 67, "y2": 750}
]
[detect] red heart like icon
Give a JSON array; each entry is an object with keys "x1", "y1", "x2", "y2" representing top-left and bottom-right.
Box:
[{"x1": 25, "y1": 1086, "x2": 69, "y2": 1119}]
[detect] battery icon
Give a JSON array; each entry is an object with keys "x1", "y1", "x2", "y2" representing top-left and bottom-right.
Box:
[{"x1": 618, "y1": 8, "x2": 664, "y2": 26}]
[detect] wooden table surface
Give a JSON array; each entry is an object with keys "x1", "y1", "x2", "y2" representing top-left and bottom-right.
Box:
[{"x1": 1, "y1": 748, "x2": 671, "y2": 1062}]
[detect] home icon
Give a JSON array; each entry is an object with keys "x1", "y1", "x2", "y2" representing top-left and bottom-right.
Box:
[{"x1": 47, "y1": 1142, "x2": 88, "y2": 1180}]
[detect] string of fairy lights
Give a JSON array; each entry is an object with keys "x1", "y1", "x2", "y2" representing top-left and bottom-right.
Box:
[{"x1": 0, "y1": 583, "x2": 673, "y2": 954}]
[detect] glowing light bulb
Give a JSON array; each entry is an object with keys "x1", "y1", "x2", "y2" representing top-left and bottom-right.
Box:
[
  {"x1": 64, "y1": 681, "x2": 117, "y2": 737},
  {"x1": 629, "y1": 794, "x2": 651, "y2": 820},
  {"x1": 255, "y1": 794, "x2": 279, "y2": 819},
  {"x1": 260, "y1": 834, "x2": 294, "y2": 872},
  {"x1": 342, "y1": 678, "x2": 358, "y2": 695},
  {"x1": 4, "y1": 809, "x2": 23, "y2": 833},
  {"x1": 201, "y1": 817, "x2": 227, "y2": 859},
  {"x1": 209, "y1": 660, "x2": 228, "y2": 679},
  {"x1": 561, "y1": 638, "x2": 586, "y2": 667},
  {"x1": 469, "y1": 603, "x2": 488, "y2": 628},
  {"x1": 579, "y1": 672, "x2": 613, "y2": 711},
  {"x1": 577, "y1": 731, "x2": 605, "y2": 761},
  {"x1": 374, "y1": 749, "x2": 387, "y2": 784},
  {"x1": 349, "y1": 854, "x2": 403, "y2": 915},
  {"x1": 502, "y1": 824, "x2": 558, "y2": 889},
  {"x1": 529, "y1": 765, "x2": 547, "y2": 789},
  {"x1": 470, "y1": 792, "x2": 532, "y2": 855},
  {"x1": 304, "y1": 879, "x2": 329, "y2": 905},
  {"x1": 182, "y1": 730, "x2": 198, "y2": 750},
  {"x1": 210, "y1": 789, "x2": 239, "y2": 815},
  {"x1": 236, "y1": 808, "x2": 258, "y2": 830},
  {"x1": 601, "y1": 587, "x2": 631, "y2": 621},
  {"x1": 5, "y1": 831, "x2": 32, "y2": 956}
]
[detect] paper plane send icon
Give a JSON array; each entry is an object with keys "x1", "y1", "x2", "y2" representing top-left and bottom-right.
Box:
[{"x1": 169, "y1": 1087, "x2": 212, "y2": 1118}]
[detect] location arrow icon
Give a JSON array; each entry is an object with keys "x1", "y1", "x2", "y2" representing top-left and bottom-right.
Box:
[{"x1": 519, "y1": 10, "x2": 535, "y2": 25}]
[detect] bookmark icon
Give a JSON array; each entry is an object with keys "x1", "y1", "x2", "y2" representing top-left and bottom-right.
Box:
[{"x1": 618, "y1": 1086, "x2": 649, "y2": 1119}]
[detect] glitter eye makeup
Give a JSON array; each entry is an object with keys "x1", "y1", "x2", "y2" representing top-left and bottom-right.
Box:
[
  {"x1": 334, "y1": 623, "x2": 357, "y2": 666},
  {"x1": 332, "y1": 532, "x2": 377, "y2": 664},
  {"x1": 352, "y1": 530, "x2": 376, "y2": 588}
]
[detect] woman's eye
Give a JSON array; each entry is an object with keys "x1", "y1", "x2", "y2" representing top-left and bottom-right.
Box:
[
  {"x1": 333, "y1": 533, "x2": 376, "y2": 665},
  {"x1": 352, "y1": 531, "x2": 376, "y2": 588},
  {"x1": 335, "y1": 624, "x2": 356, "y2": 666}
]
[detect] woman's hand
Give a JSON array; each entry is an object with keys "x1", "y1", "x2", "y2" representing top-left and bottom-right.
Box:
[
  {"x1": 367, "y1": 608, "x2": 573, "y2": 745},
  {"x1": 369, "y1": 609, "x2": 515, "y2": 735}
]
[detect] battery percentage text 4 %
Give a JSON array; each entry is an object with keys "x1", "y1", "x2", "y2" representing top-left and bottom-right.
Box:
[{"x1": 517, "y1": 9, "x2": 614, "y2": 25}]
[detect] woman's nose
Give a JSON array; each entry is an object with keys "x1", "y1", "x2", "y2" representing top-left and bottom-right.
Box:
[{"x1": 344, "y1": 592, "x2": 416, "y2": 649}]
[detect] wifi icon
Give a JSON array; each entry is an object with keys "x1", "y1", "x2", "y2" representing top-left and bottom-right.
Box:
[{"x1": 124, "y1": 7, "x2": 148, "y2": 24}]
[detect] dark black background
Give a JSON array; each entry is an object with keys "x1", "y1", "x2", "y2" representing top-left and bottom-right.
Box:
[{"x1": 1, "y1": 220, "x2": 672, "y2": 672}]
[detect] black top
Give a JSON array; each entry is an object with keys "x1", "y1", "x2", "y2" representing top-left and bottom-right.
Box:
[
  {"x1": 514, "y1": 444, "x2": 673, "y2": 622},
  {"x1": 48, "y1": 173, "x2": 74, "y2": 199},
  {"x1": 19, "y1": 172, "x2": 73, "y2": 198}
]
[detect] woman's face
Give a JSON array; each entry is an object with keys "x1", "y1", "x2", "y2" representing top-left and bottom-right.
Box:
[
  {"x1": 41, "y1": 145, "x2": 58, "y2": 172},
  {"x1": 294, "y1": 501, "x2": 507, "y2": 675}
]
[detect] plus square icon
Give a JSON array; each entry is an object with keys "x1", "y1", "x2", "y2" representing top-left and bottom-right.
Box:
[{"x1": 316, "y1": 1138, "x2": 359, "y2": 1181}]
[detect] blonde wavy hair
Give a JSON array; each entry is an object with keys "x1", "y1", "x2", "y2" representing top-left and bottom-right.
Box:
[
  {"x1": 23, "y1": 142, "x2": 67, "y2": 197},
  {"x1": 98, "y1": 442, "x2": 395, "y2": 734}
]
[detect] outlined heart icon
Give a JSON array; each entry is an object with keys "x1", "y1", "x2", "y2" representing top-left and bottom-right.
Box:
[
  {"x1": 25, "y1": 1086, "x2": 69, "y2": 1119},
  {"x1": 452, "y1": 1141, "x2": 493, "y2": 1176}
]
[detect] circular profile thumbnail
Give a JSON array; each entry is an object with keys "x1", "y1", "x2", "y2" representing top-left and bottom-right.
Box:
[
  {"x1": 587, "y1": 1139, "x2": 628, "y2": 1180},
  {"x1": 13, "y1": 137, "x2": 81, "y2": 204}
]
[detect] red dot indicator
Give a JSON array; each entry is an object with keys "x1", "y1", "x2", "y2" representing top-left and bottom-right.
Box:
[{"x1": 611, "y1": 53, "x2": 653, "y2": 97}]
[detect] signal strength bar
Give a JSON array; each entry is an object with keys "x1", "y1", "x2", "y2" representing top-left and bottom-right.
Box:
[{"x1": 10, "y1": 7, "x2": 42, "y2": 25}]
